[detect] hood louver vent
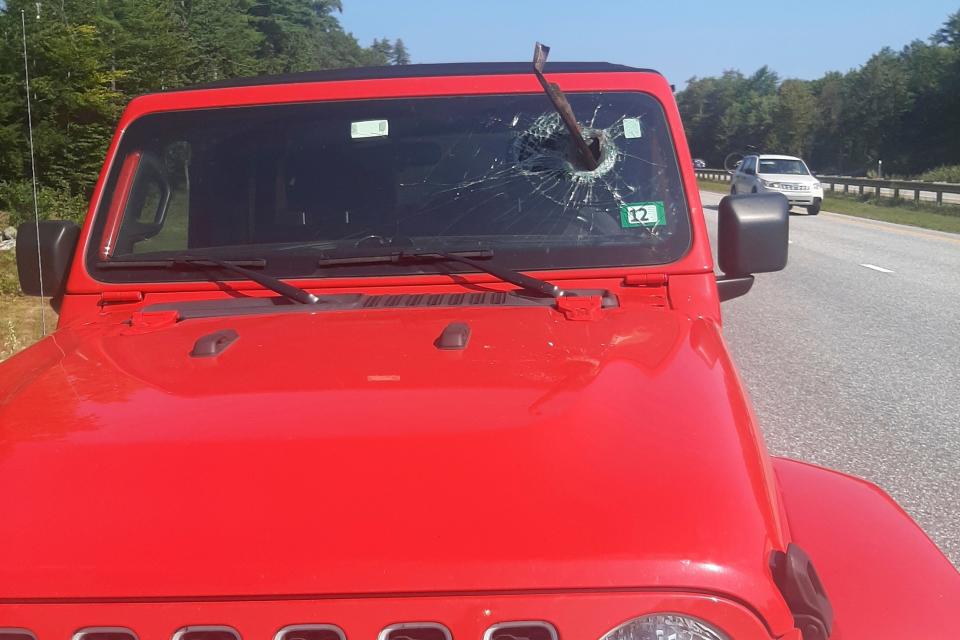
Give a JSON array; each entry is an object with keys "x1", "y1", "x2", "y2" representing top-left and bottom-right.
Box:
[
  {"x1": 0, "y1": 630, "x2": 36, "y2": 640},
  {"x1": 485, "y1": 622, "x2": 558, "y2": 640},
  {"x1": 380, "y1": 623, "x2": 451, "y2": 640}
]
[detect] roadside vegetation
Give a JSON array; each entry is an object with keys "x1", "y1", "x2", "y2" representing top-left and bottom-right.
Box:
[
  {"x1": 698, "y1": 179, "x2": 960, "y2": 234},
  {"x1": 677, "y1": 10, "x2": 960, "y2": 178}
]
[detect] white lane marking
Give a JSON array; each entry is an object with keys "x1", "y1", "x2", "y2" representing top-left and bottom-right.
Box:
[{"x1": 860, "y1": 263, "x2": 895, "y2": 273}]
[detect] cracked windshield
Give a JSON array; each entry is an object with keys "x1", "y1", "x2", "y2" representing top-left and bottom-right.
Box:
[{"x1": 98, "y1": 92, "x2": 690, "y2": 280}]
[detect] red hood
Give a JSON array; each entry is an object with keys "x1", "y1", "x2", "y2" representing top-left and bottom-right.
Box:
[{"x1": 0, "y1": 303, "x2": 787, "y2": 614}]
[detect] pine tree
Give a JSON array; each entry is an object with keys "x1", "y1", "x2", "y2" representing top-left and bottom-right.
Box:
[
  {"x1": 369, "y1": 37, "x2": 394, "y2": 65},
  {"x1": 391, "y1": 39, "x2": 410, "y2": 65}
]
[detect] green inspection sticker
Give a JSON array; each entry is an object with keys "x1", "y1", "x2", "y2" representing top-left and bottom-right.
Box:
[{"x1": 620, "y1": 201, "x2": 665, "y2": 228}]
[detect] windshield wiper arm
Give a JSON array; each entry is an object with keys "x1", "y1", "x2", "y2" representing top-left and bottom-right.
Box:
[
  {"x1": 100, "y1": 257, "x2": 318, "y2": 305},
  {"x1": 317, "y1": 249, "x2": 566, "y2": 299}
]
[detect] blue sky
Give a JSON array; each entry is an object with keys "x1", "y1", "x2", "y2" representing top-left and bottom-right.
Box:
[{"x1": 340, "y1": 1, "x2": 958, "y2": 87}]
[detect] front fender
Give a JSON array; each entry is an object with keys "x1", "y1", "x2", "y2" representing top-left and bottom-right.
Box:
[{"x1": 774, "y1": 457, "x2": 959, "y2": 638}]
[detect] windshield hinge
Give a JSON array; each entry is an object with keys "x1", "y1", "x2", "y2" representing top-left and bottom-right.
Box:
[
  {"x1": 556, "y1": 295, "x2": 603, "y2": 321},
  {"x1": 99, "y1": 290, "x2": 144, "y2": 306},
  {"x1": 622, "y1": 273, "x2": 668, "y2": 287}
]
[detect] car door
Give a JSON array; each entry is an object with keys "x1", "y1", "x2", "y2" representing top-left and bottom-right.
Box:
[
  {"x1": 741, "y1": 156, "x2": 758, "y2": 192},
  {"x1": 733, "y1": 156, "x2": 752, "y2": 191},
  {"x1": 730, "y1": 158, "x2": 747, "y2": 193}
]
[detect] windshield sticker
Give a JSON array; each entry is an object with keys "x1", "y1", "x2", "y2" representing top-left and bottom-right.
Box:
[
  {"x1": 351, "y1": 119, "x2": 389, "y2": 139},
  {"x1": 622, "y1": 117, "x2": 642, "y2": 139},
  {"x1": 620, "y1": 202, "x2": 665, "y2": 228}
]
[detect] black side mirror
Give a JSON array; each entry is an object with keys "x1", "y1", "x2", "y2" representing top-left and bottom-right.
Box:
[
  {"x1": 16, "y1": 220, "x2": 81, "y2": 296},
  {"x1": 716, "y1": 193, "x2": 789, "y2": 302}
]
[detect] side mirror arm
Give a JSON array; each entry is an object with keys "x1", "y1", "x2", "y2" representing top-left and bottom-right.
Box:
[{"x1": 716, "y1": 274, "x2": 754, "y2": 302}]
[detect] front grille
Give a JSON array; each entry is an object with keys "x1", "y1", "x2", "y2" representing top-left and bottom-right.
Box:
[
  {"x1": 379, "y1": 623, "x2": 452, "y2": 640},
  {"x1": 172, "y1": 627, "x2": 240, "y2": 640},
  {"x1": 485, "y1": 622, "x2": 558, "y2": 640},
  {"x1": 73, "y1": 629, "x2": 138, "y2": 640},
  {"x1": 275, "y1": 626, "x2": 345, "y2": 640},
  {"x1": 10, "y1": 620, "x2": 566, "y2": 639}
]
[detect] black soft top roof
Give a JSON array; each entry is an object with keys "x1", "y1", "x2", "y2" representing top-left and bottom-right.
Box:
[{"x1": 168, "y1": 62, "x2": 658, "y2": 92}]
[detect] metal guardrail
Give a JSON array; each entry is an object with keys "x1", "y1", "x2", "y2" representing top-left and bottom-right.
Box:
[
  {"x1": 696, "y1": 169, "x2": 733, "y2": 183},
  {"x1": 695, "y1": 169, "x2": 960, "y2": 206},
  {"x1": 815, "y1": 176, "x2": 960, "y2": 206}
]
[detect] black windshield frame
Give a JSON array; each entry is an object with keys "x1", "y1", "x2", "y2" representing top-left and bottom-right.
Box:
[{"x1": 87, "y1": 91, "x2": 692, "y2": 284}]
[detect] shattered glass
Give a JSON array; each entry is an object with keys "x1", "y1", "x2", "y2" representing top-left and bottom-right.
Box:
[{"x1": 392, "y1": 92, "x2": 689, "y2": 252}]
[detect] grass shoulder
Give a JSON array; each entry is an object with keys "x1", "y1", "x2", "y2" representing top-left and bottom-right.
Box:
[{"x1": 0, "y1": 251, "x2": 55, "y2": 361}]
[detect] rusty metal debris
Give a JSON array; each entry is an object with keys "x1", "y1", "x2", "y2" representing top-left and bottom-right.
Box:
[{"x1": 532, "y1": 42, "x2": 601, "y2": 171}]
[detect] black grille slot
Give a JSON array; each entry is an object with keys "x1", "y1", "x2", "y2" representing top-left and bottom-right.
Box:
[
  {"x1": 486, "y1": 622, "x2": 558, "y2": 640},
  {"x1": 381, "y1": 623, "x2": 451, "y2": 640},
  {"x1": 276, "y1": 626, "x2": 345, "y2": 640},
  {"x1": 74, "y1": 629, "x2": 138, "y2": 640},
  {"x1": 174, "y1": 627, "x2": 240, "y2": 640},
  {"x1": 0, "y1": 630, "x2": 36, "y2": 640}
]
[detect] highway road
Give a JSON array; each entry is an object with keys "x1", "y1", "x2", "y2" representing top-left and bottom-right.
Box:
[{"x1": 699, "y1": 190, "x2": 960, "y2": 567}]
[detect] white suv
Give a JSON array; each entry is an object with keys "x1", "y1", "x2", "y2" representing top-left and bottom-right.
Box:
[{"x1": 731, "y1": 154, "x2": 823, "y2": 215}]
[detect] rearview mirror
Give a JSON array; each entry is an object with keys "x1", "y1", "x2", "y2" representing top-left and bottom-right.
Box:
[
  {"x1": 16, "y1": 220, "x2": 81, "y2": 296},
  {"x1": 716, "y1": 193, "x2": 789, "y2": 301}
]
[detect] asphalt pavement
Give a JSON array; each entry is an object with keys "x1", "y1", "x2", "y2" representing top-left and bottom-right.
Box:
[{"x1": 699, "y1": 190, "x2": 960, "y2": 567}]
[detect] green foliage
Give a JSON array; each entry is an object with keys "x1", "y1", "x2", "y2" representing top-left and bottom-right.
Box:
[
  {"x1": 918, "y1": 164, "x2": 960, "y2": 183},
  {"x1": 392, "y1": 39, "x2": 411, "y2": 65},
  {"x1": 0, "y1": 0, "x2": 408, "y2": 223},
  {"x1": 678, "y1": 9, "x2": 960, "y2": 176},
  {"x1": 0, "y1": 179, "x2": 88, "y2": 225}
]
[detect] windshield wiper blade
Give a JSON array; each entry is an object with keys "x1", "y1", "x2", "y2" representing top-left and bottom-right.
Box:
[
  {"x1": 100, "y1": 257, "x2": 318, "y2": 305},
  {"x1": 317, "y1": 249, "x2": 566, "y2": 299}
]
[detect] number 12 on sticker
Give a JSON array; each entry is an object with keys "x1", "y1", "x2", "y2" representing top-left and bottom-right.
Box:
[{"x1": 620, "y1": 202, "x2": 665, "y2": 228}]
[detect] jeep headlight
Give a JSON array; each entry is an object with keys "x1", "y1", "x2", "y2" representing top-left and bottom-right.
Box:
[
  {"x1": 760, "y1": 179, "x2": 779, "y2": 188},
  {"x1": 600, "y1": 614, "x2": 728, "y2": 640}
]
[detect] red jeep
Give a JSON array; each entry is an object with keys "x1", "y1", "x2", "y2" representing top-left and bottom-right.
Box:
[{"x1": 2, "y1": 57, "x2": 957, "y2": 640}]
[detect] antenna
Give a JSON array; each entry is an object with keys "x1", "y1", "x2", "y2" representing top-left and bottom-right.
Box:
[{"x1": 21, "y1": 8, "x2": 46, "y2": 335}]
